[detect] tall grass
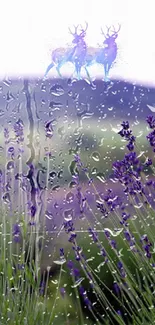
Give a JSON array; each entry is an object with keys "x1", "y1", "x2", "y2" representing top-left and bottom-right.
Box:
[{"x1": 1, "y1": 110, "x2": 155, "y2": 324}]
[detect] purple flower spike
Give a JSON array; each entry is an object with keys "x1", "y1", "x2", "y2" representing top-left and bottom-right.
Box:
[
  {"x1": 14, "y1": 119, "x2": 24, "y2": 143},
  {"x1": 13, "y1": 223, "x2": 21, "y2": 243},
  {"x1": 60, "y1": 287, "x2": 66, "y2": 298},
  {"x1": 113, "y1": 282, "x2": 120, "y2": 295},
  {"x1": 146, "y1": 115, "x2": 155, "y2": 129},
  {"x1": 31, "y1": 205, "x2": 36, "y2": 217}
]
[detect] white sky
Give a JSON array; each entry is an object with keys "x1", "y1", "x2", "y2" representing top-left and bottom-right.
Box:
[{"x1": 0, "y1": 0, "x2": 155, "y2": 85}]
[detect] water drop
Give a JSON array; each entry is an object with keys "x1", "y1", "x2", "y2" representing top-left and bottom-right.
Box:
[
  {"x1": 49, "y1": 171, "x2": 57, "y2": 179},
  {"x1": 91, "y1": 167, "x2": 97, "y2": 175},
  {"x1": 137, "y1": 151, "x2": 145, "y2": 158},
  {"x1": 71, "y1": 277, "x2": 84, "y2": 288},
  {"x1": 49, "y1": 101, "x2": 62, "y2": 110},
  {"x1": 3, "y1": 192, "x2": 11, "y2": 204},
  {"x1": 66, "y1": 192, "x2": 74, "y2": 203},
  {"x1": 69, "y1": 161, "x2": 79, "y2": 176},
  {"x1": 7, "y1": 161, "x2": 14, "y2": 171},
  {"x1": 96, "y1": 172, "x2": 106, "y2": 183},
  {"x1": 52, "y1": 185, "x2": 60, "y2": 192},
  {"x1": 131, "y1": 215, "x2": 137, "y2": 220},
  {"x1": 41, "y1": 84, "x2": 46, "y2": 92},
  {"x1": 69, "y1": 181, "x2": 77, "y2": 188},
  {"x1": 68, "y1": 90, "x2": 72, "y2": 96},
  {"x1": 3, "y1": 79, "x2": 12, "y2": 86},
  {"x1": 95, "y1": 262, "x2": 105, "y2": 273},
  {"x1": 72, "y1": 93, "x2": 79, "y2": 101},
  {"x1": 67, "y1": 78, "x2": 72, "y2": 86},
  {"x1": 45, "y1": 211, "x2": 53, "y2": 220},
  {"x1": 104, "y1": 228, "x2": 123, "y2": 237},
  {"x1": 64, "y1": 209, "x2": 74, "y2": 221},
  {"x1": 92, "y1": 152, "x2": 100, "y2": 162},
  {"x1": 58, "y1": 170, "x2": 63, "y2": 179},
  {"x1": 147, "y1": 104, "x2": 155, "y2": 112},
  {"x1": 50, "y1": 84, "x2": 64, "y2": 96},
  {"x1": 8, "y1": 147, "x2": 14, "y2": 154},
  {"x1": 0, "y1": 110, "x2": 5, "y2": 117},
  {"x1": 134, "y1": 203, "x2": 143, "y2": 209},
  {"x1": 53, "y1": 258, "x2": 66, "y2": 265},
  {"x1": 6, "y1": 91, "x2": 15, "y2": 102}
]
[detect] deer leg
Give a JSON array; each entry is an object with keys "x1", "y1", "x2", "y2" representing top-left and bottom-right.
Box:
[
  {"x1": 74, "y1": 61, "x2": 82, "y2": 80},
  {"x1": 44, "y1": 62, "x2": 54, "y2": 78},
  {"x1": 84, "y1": 66, "x2": 91, "y2": 81},
  {"x1": 104, "y1": 63, "x2": 110, "y2": 82},
  {"x1": 56, "y1": 64, "x2": 63, "y2": 78}
]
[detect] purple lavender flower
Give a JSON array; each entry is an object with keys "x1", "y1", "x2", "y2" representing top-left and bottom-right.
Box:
[
  {"x1": 113, "y1": 282, "x2": 120, "y2": 295},
  {"x1": 60, "y1": 287, "x2": 66, "y2": 298},
  {"x1": 118, "y1": 121, "x2": 136, "y2": 151},
  {"x1": 30, "y1": 205, "x2": 36, "y2": 217},
  {"x1": 145, "y1": 158, "x2": 152, "y2": 167},
  {"x1": 12, "y1": 223, "x2": 21, "y2": 243},
  {"x1": 79, "y1": 286, "x2": 91, "y2": 308},
  {"x1": 4, "y1": 127, "x2": 9, "y2": 139},
  {"x1": 67, "y1": 260, "x2": 80, "y2": 279},
  {"x1": 117, "y1": 261, "x2": 126, "y2": 278},
  {"x1": 140, "y1": 234, "x2": 152, "y2": 259},
  {"x1": 146, "y1": 131, "x2": 155, "y2": 151},
  {"x1": 88, "y1": 227, "x2": 98, "y2": 243},
  {"x1": 39, "y1": 281, "x2": 45, "y2": 295},
  {"x1": 146, "y1": 115, "x2": 155, "y2": 129},
  {"x1": 14, "y1": 119, "x2": 24, "y2": 143}
]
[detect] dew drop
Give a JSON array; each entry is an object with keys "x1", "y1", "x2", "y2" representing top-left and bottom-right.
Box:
[
  {"x1": 49, "y1": 171, "x2": 57, "y2": 179},
  {"x1": 58, "y1": 170, "x2": 63, "y2": 179},
  {"x1": 3, "y1": 192, "x2": 11, "y2": 204},
  {"x1": 134, "y1": 203, "x2": 143, "y2": 209},
  {"x1": 91, "y1": 167, "x2": 97, "y2": 175},
  {"x1": 45, "y1": 211, "x2": 53, "y2": 220},
  {"x1": 50, "y1": 84, "x2": 64, "y2": 96},
  {"x1": 41, "y1": 84, "x2": 46, "y2": 92},
  {"x1": 64, "y1": 209, "x2": 74, "y2": 221},
  {"x1": 0, "y1": 110, "x2": 5, "y2": 117},
  {"x1": 6, "y1": 161, "x2": 14, "y2": 171},
  {"x1": 8, "y1": 147, "x2": 14, "y2": 154},
  {"x1": 104, "y1": 228, "x2": 123, "y2": 237},
  {"x1": 3, "y1": 79, "x2": 12, "y2": 86},
  {"x1": 52, "y1": 185, "x2": 60, "y2": 192},
  {"x1": 67, "y1": 78, "x2": 72, "y2": 86},
  {"x1": 69, "y1": 181, "x2": 77, "y2": 188},
  {"x1": 147, "y1": 104, "x2": 155, "y2": 112},
  {"x1": 68, "y1": 90, "x2": 72, "y2": 96},
  {"x1": 95, "y1": 261, "x2": 105, "y2": 273},
  {"x1": 71, "y1": 277, "x2": 84, "y2": 288},
  {"x1": 66, "y1": 192, "x2": 74, "y2": 203},
  {"x1": 96, "y1": 172, "x2": 106, "y2": 183},
  {"x1": 53, "y1": 258, "x2": 66, "y2": 265},
  {"x1": 131, "y1": 215, "x2": 137, "y2": 220},
  {"x1": 92, "y1": 152, "x2": 100, "y2": 162},
  {"x1": 49, "y1": 101, "x2": 62, "y2": 110}
]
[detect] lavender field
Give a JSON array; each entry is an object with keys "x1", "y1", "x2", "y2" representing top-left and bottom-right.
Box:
[{"x1": 0, "y1": 77, "x2": 155, "y2": 324}]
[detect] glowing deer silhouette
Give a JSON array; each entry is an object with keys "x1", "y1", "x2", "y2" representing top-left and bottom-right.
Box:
[
  {"x1": 84, "y1": 24, "x2": 121, "y2": 81},
  {"x1": 44, "y1": 22, "x2": 88, "y2": 79}
]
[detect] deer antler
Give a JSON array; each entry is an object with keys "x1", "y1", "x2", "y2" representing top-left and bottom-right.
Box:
[
  {"x1": 79, "y1": 21, "x2": 88, "y2": 36},
  {"x1": 68, "y1": 24, "x2": 79, "y2": 36},
  {"x1": 83, "y1": 21, "x2": 88, "y2": 32},
  {"x1": 111, "y1": 24, "x2": 121, "y2": 35},
  {"x1": 101, "y1": 26, "x2": 111, "y2": 38}
]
